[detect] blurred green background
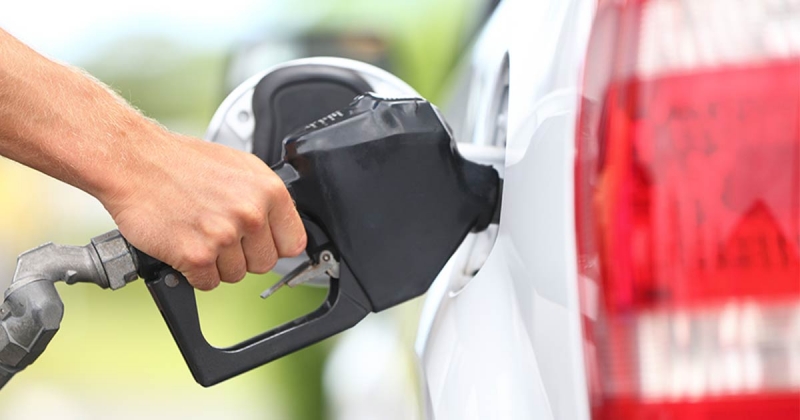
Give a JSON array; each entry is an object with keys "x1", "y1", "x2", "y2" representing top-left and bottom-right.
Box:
[{"x1": 0, "y1": 1, "x2": 493, "y2": 419}]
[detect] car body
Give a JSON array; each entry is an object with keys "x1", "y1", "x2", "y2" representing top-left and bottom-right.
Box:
[
  {"x1": 416, "y1": 0, "x2": 800, "y2": 419},
  {"x1": 416, "y1": 0, "x2": 593, "y2": 418}
]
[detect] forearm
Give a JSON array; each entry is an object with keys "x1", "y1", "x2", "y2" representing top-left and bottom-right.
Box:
[{"x1": 0, "y1": 28, "x2": 166, "y2": 201}]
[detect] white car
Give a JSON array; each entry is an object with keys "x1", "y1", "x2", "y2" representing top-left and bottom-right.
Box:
[
  {"x1": 415, "y1": 0, "x2": 800, "y2": 419},
  {"x1": 207, "y1": 0, "x2": 799, "y2": 418}
]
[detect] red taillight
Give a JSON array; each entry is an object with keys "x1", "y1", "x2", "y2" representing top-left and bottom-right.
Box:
[{"x1": 576, "y1": 0, "x2": 800, "y2": 419}]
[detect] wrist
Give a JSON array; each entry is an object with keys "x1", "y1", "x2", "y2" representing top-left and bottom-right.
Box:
[{"x1": 85, "y1": 115, "x2": 171, "y2": 209}]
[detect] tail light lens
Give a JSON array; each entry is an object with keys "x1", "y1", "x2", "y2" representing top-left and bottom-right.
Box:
[{"x1": 576, "y1": 0, "x2": 800, "y2": 419}]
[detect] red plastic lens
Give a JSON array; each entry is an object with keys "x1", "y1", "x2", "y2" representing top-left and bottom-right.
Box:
[{"x1": 576, "y1": 1, "x2": 800, "y2": 419}]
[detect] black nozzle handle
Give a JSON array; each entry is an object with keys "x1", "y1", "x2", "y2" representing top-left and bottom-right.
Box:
[{"x1": 144, "y1": 261, "x2": 370, "y2": 387}]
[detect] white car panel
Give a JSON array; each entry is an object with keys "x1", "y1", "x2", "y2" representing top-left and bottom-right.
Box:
[{"x1": 416, "y1": 0, "x2": 596, "y2": 418}]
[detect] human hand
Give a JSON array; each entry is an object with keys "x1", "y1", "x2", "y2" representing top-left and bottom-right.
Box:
[
  {"x1": 0, "y1": 29, "x2": 306, "y2": 289},
  {"x1": 99, "y1": 131, "x2": 307, "y2": 290}
]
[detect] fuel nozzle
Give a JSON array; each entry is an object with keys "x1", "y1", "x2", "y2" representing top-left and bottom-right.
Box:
[{"x1": 277, "y1": 93, "x2": 502, "y2": 310}]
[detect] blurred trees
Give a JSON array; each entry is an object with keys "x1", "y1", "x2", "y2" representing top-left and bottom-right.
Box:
[{"x1": 83, "y1": 37, "x2": 226, "y2": 135}]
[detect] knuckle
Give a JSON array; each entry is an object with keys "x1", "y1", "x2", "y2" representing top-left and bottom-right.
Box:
[
  {"x1": 279, "y1": 221, "x2": 307, "y2": 258},
  {"x1": 263, "y1": 175, "x2": 289, "y2": 203},
  {"x1": 239, "y1": 202, "x2": 266, "y2": 233},
  {"x1": 248, "y1": 263, "x2": 270, "y2": 275},
  {"x1": 182, "y1": 246, "x2": 216, "y2": 269},
  {"x1": 278, "y1": 232, "x2": 307, "y2": 258},
  {"x1": 218, "y1": 229, "x2": 239, "y2": 248},
  {"x1": 244, "y1": 243, "x2": 277, "y2": 274},
  {"x1": 291, "y1": 233, "x2": 308, "y2": 256},
  {"x1": 203, "y1": 219, "x2": 239, "y2": 248},
  {"x1": 190, "y1": 274, "x2": 219, "y2": 291},
  {"x1": 221, "y1": 265, "x2": 247, "y2": 284},
  {"x1": 244, "y1": 258, "x2": 261, "y2": 274}
]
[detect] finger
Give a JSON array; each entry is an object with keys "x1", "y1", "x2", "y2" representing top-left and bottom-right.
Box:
[
  {"x1": 216, "y1": 241, "x2": 248, "y2": 283},
  {"x1": 242, "y1": 223, "x2": 279, "y2": 274},
  {"x1": 266, "y1": 182, "x2": 307, "y2": 258},
  {"x1": 184, "y1": 264, "x2": 221, "y2": 291}
]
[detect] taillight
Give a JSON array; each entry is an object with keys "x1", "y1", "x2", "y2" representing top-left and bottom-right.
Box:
[{"x1": 575, "y1": 0, "x2": 800, "y2": 419}]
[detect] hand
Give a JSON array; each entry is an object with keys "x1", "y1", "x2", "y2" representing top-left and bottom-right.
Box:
[
  {"x1": 0, "y1": 28, "x2": 306, "y2": 289},
  {"x1": 100, "y1": 131, "x2": 307, "y2": 290}
]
